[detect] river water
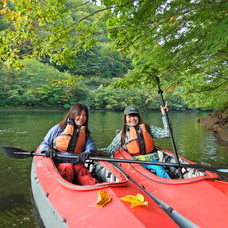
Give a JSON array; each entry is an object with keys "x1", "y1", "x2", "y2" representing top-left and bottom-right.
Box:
[{"x1": 0, "y1": 111, "x2": 228, "y2": 227}]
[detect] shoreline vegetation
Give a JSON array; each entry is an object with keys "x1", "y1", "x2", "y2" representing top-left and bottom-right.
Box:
[{"x1": 1, "y1": 59, "x2": 224, "y2": 114}]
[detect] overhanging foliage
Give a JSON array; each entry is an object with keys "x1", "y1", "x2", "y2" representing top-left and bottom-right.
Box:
[{"x1": 0, "y1": 0, "x2": 227, "y2": 109}]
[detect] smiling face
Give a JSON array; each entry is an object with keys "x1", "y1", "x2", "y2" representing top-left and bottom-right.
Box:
[
  {"x1": 125, "y1": 114, "x2": 139, "y2": 127},
  {"x1": 74, "y1": 110, "x2": 87, "y2": 126}
]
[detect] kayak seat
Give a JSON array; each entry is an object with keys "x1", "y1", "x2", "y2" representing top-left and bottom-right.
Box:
[
  {"x1": 86, "y1": 161, "x2": 118, "y2": 183},
  {"x1": 87, "y1": 163, "x2": 104, "y2": 183},
  {"x1": 157, "y1": 149, "x2": 207, "y2": 179},
  {"x1": 157, "y1": 150, "x2": 181, "y2": 179}
]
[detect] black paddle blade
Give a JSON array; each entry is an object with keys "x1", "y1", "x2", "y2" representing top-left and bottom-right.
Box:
[{"x1": 0, "y1": 146, "x2": 32, "y2": 159}]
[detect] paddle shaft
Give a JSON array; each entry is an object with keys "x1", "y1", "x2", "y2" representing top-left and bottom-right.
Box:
[
  {"x1": 155, "y1": 76, "x2": 183, "y2": 178},
  {"x1": 5, "y1": 151, "x2": 204, "y2": 168},
  {"x1": 10, "y1": 151, "x2": 187, "y2": 168},
  {"x1": 2, "y1": 147, "x2": 227, "y2": 172},
  {"x1": 7, "y1": 151, "x2": 184, "y2": 167},
  {"x1": 50, "y1": 153, "x2": 226, "y2": 171}
]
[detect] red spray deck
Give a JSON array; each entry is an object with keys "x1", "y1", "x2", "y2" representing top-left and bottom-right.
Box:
[
  {"x1": 31, "y1": 150, "x2": 180, "y2": 228},
  {"x1": 115, "y1": 148, "x2": 228, "y2": 228}
]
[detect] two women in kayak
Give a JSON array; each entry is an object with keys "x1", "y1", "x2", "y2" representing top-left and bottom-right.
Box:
[{"x1": 40, "y1": 103, "x2": 170, "y2": 185}]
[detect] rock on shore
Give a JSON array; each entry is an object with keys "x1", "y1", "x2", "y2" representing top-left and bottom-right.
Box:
[{"x1": 198, "y1": 110, "x2": 228, "y2": 143}]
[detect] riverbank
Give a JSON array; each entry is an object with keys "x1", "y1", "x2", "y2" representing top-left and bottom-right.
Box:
[{"x1": 198, "y1": 110, "x2": 228, "y2": 143}]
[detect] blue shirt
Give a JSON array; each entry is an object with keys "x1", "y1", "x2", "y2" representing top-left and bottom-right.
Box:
[{"x1": 39, "y1": 124, "x2": 96, "y2": 154}]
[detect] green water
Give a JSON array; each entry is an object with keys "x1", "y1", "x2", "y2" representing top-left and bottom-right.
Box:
[{"x1": 0, "y1": 111, "x2": 228, "y2": 227}]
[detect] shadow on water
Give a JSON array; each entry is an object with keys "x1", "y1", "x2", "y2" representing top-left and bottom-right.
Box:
[
  {"x1": 0, "y1": 193, "x2": 36, "y2": 227},
  {"x1": 0, "y1": 110, "x2": 228, "y2": 226},
  {"x1": 0, "y1": 194, "x2": 27, "y2": 212}
]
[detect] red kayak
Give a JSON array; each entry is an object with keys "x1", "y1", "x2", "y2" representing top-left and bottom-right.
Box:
[
  {"x1": 114, "y1": 148, "x2": 228, "y2": 228},
  {"x1": 31, "y1": 149, "x2": 180, "y2": 228}
]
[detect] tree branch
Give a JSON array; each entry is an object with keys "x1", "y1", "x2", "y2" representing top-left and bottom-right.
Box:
[
  {"x1": 187, "y1": 81, "x2": 228, "y2": 94},
  {"x1": 54, "y1": 0, "x2": 137, "y2": 34}
]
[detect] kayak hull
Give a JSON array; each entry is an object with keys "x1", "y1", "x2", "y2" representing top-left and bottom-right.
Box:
[
  {"x1": 31, "y1": 150, "x2": 179, "y2": 228},
  {"x1": 115, "y1": 148, "x2": 228, "y2": 228},
  {"x1": 31, "y1": 161, "x2": 68, "y2": 227}
]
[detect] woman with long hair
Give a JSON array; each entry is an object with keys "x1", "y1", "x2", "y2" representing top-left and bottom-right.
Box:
[
  {"x1": 101, "y1": 106, "x2": 170, "y2": 178},
  {"x1": 40, "y1": 104, "x2": 98, "y2": 185}
]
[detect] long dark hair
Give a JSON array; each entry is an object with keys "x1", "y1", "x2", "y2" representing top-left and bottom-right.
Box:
[
  {"x1": 59, "y1": 104, "x2": 89, "y2": 127},
  {"x1": 120, "y1": 113, "x2": 150, "y2": 146}
]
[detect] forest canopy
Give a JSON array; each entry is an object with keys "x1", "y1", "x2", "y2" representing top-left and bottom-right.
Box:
[{"x1": 0, "y1": 0, "x2": 227, "y2": 110}]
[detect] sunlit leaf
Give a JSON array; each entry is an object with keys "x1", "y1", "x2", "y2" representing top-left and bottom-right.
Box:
[
  {"x1": 96, "y1": 190, "x2": 112, "y2": 208},
  {"x1": 120, "y1": 193, "x2": 148, "y2": 208},
  {"x1": 0, "y1": 8, "x2": 7, "y2": 15}
]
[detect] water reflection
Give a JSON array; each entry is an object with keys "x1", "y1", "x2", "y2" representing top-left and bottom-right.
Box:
[{"x1": 0, "y1": 110, "x2": 227, "y2": 226}]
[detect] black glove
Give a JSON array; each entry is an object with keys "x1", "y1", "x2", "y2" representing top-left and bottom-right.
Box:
[
  {"x1": 45, "y1": 147, "x2": 56, "y2": 158},
  {"x1": 78, "y1": 152, "x2": 90, "y2": 162}
]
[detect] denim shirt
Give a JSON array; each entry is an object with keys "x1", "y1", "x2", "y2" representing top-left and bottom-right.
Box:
[
  {"x1": 39, "y1": 124, "x2": 96, "y2": 154},
  {"x1": 100, "y1": 115, "x2": 169, "y2": 156}
]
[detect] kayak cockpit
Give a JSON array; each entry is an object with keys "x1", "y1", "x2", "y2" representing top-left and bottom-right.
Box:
[
  {"x1": 115, "y1": 148, "x2": 220, "y2": 184},
  {"x1": 35, "y1": 155, "x2": 129, "y2": 191},
  {"x1": 156, "y1": 148, "x2": 206, "y2": 179}
]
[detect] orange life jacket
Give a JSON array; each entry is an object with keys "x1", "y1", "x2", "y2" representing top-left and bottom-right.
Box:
[
  {"x1": 126, "y1": 124, "x2": 155, "y2": 155},
  {"x1": 54, "y1": 123, "x2": 86, "y2": 153}
]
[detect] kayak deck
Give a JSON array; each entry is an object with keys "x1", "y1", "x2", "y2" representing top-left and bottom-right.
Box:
[{"x1": 114, "y1": 148, "x2": 228, "y2": 227}]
